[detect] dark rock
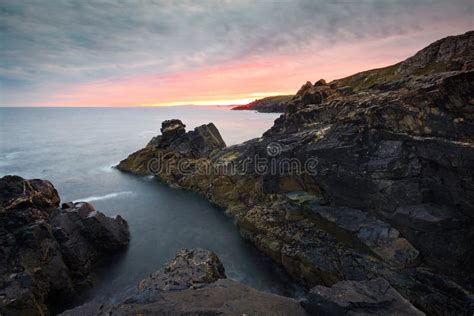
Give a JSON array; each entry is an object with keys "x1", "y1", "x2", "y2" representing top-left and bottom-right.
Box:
[
  {"x1": 0, "y1": 175, "x2": 59, "y2": 211},
  {"x1": 305, "y1": 204, "x2": 420, "y2": 268},
  {"x1": 158, "y1": 119, "x2": 186, "y2": 146},
  {"x1": 314, "y1": 78, "x2": 327, "y2": 86},
  {"x1": 303, "y1": 278, "x2": 424, "y2": 315},
  {"x1": 0, "y1": 175, "x2": 130, "y2": 315},
  {"x1": 137, "y1": 248, "x2": 225, "y2": 292},
  {"x1": 151, "y1": 120, "x2": 226, "y2": 157}
]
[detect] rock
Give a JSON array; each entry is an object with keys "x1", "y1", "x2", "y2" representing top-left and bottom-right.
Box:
[
  {"x1": 137, "y1": 248, "x2": 225, "y2": 292},
  {"x1": 150, "y1": 120, "x2": 226, "y2": 157},
  {"x1": 156, "y1": 119, "x2": 187, "y2": 146},
  {"x1": 50, "y1": 202, "x2": 129, "y2": 284},
  {"x1": 0, "y1": 175, "x2": 60, "y2": 211},
  {"x1": 0, "y1": 175, "x2": 130, "y2": 315},
  {"x1": 287, "y1": 78, "x2": 340, "y2": 110},
  {"x1": 61, "y1": 249, "x2": 307, "y2": 316},
  {"x1": 305, "y1": 204, "x2": 420, "y2": 268},
  {"x1": 303, "y1": 278, "x2": 424, "y2": 315}
]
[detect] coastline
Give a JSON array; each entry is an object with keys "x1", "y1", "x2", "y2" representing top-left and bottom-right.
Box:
[{"x1": 116, "y1": 31, "x2": 474, "y2": 315}]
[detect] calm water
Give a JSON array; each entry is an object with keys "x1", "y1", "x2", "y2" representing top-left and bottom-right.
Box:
[{"x1": 0, "y1": 107, "x2": 302, "y2": 310}]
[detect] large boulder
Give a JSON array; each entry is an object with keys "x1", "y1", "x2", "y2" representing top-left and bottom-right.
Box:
[
  {"x1": 137, "y1": 248, "x2": 225, "y2": 292},
  {"x1": 0, "y1": 175, "x2": 130, "y2": 315}
]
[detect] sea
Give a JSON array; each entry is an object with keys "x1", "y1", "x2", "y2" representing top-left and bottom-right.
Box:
[{"x1": 0, "y1": 106, "x2": 302, "y2": 310}]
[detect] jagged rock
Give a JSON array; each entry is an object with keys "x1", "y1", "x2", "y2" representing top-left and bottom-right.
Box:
[
  {"x1": 0, "y1": 175, "x2": 130, "y2": 315},
  {"x1": 149, "y1": 120, "x2": 225, "y2": 157},
  {"x1": 302, "y1": 278, "x2": 424, "y2": 315},
  {"x1": 285, "y1": 79, "x2": 341, "y2": 113},
  {"x1": 50, "y1": 202, "x2": 129, "y2": 285},
  {"x1": 0, "y1": 175, "x2": 60, "y2": 211},
  {"x1": 61, "y1": 249, "x2": 307, "y2": 315},
  {"x1": 137, "y1": 248, "x2": 225, "y2": 292},
  {"x1": 155, "y1": 119, "x2": 187, "y2": 146}
]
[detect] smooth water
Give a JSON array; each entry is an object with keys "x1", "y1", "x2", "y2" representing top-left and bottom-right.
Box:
[{"x1": 0, "y1": 107, "x2": 301, "y2": 309}]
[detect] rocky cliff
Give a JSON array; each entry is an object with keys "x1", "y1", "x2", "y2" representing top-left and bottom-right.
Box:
[
  {"x1": 118, "y1": 31, "x2": 474, "y2": 315},
  {"x1": 0, "y1": 175, "x2": 130, "y2": 315}
]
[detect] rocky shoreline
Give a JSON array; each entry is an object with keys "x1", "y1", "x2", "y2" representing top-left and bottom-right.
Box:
[
  {"x1": 1, "y1": 31, "x2": 473, "y2": 315},
  {"x1": 117, "y1": 31, "x2": 474, "y2": 315}
]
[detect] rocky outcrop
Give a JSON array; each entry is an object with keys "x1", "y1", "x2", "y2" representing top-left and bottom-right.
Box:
[
  {"x1": 151, "y1": 119, "x2": 226, "y2": 157},
  {"x1": 61, "y1": 249, "x2": 307, "y2": 315},
  {"x1": 117, "y1": 119, "x2": 226, "y2": 175},
  {"x1": 118, "y1": 31, "x2": 474, "y2": 315},
  {"x1": 232, "y1": 95, "x2": 293, "y2": 113},
  {"x1": 0, "y1": 175, "x2": 130, "y2": 315},
  {"x1": 137, "y1": 248, "x2": 225, "y2": 292}
]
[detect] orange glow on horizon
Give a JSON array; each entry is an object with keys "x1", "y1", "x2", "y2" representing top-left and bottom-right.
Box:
[{"x1": 31, "y1": 29, "x2": 456, "y2": 108}]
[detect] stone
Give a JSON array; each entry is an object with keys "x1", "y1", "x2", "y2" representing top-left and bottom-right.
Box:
[
  {"x1": 303, "y1": 278, "x2": 424, "y2": 315},
  {"x1": 0, "y1": 175, "x2": 130, "y2": 315},
  {"x1": 305, "y1": 204, "x2": 420, "y2": 268},
  {"x1": 137, "y1": 248, "x2": 225, "y2": 292}
]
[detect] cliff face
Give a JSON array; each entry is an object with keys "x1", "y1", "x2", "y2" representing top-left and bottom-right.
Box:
[
  {"x1": 0, "y1": 176, "x2": 130, "y2": 315},
  {"x1": 118, "y1": 31, "x2": 474, "y2": 315}
]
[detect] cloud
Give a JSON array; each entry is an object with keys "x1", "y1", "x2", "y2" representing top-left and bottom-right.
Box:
[{"x1": 1, "y1": 0, "x2": 473, "y2": 106}]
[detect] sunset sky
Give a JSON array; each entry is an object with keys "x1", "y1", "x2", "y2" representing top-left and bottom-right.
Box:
[{"x1": 1, "y1": 0, "x2": 473, "y2": 107}]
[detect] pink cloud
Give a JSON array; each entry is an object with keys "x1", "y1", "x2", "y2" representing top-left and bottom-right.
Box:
[{"x1": 36, "y1": 26, "x2": 472, "y2": 107}]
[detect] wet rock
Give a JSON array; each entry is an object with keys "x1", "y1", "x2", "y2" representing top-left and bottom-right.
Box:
[
  {"x1": 0, "y1": 175, "x2": 130, "y2": 315},
  {"x1": 303, "y1": 278, "x2": 424, "y2": 315}
]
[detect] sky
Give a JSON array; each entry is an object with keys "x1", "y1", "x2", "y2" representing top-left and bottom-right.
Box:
[{"x1": 0, "y1": 0, "x2": 473, "y2": 107}]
